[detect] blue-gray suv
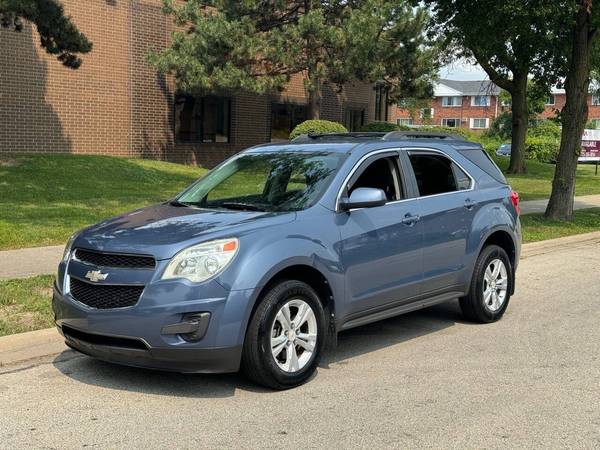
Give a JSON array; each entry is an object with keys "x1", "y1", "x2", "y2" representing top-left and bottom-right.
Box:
[{"x1": 53, "y1": 131, "x2": 521, "y2": 389}]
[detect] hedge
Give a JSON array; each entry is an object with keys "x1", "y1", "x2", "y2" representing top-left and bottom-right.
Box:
[
  {"x1": 359, "y1": 121, "x2": 399, "y2": 132},
  {"x1": 289, "y1": 120, "x2": 347, "y2": 140}
]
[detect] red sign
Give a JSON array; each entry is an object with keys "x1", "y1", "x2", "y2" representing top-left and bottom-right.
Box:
[{"x1": 581, "y1": 140, "x2": 600, "y2": 158}]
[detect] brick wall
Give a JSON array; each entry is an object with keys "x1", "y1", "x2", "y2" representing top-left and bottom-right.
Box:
[
  {"x1": 390, "y1": 95, "x2": 501, "y2": 131},
  {"x1": 0, "y1": 0, "x2": 378, "y2": 167}
]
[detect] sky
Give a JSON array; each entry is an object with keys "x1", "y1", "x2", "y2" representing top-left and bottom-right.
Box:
[{"x1": 440, "y1": 60, "x2": 488, "y2": 81}]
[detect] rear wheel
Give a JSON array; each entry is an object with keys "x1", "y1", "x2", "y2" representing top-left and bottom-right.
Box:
[
  {"x1": 241, "y1": 280, "x2": 326, "y2": 390},
  {"x1": 460, "y1": 245, "x2": 512, "y2": 323}
]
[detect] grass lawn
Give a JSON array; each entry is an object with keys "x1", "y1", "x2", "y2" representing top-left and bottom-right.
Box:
[
  {"x1": 0, "y1": 154, "x2": 205, "y2": 250},
  {"x1": 495, "y1": 158, "x2": 600, "y2": 201},
  {"x1": 520, "y1": 207, "x2": 600, "y2": 243},
  {"x1": 0, "y1": 275, "x2": 54, "y2": 337}
]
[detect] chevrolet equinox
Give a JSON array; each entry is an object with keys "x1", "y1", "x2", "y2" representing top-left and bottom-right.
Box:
[{"x1": 53, "y1": 131, "x2": 521, "y2": 389}]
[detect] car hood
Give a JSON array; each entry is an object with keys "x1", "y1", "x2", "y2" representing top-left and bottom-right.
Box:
[{"x1": 75, "y1": 203, "x2": 296, "y2": 260}]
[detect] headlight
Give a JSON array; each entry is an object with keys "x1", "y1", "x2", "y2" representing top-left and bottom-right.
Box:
[
  {"x1": 162, "y1": 238, "x2": 239, "y2": 283},
  {"x1": 62, "y1": 232, "x2": 78, "y2": 263}
]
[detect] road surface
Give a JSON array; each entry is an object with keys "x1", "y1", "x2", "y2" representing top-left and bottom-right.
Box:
[{"x1": 1, "y1": 240, "x2": 599, "y2": 449}]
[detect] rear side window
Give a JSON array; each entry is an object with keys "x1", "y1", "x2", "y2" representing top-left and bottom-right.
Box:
[
  {"x1": 408, "y1": 154, "x2": 459, "y2": 196},
  {"x1": 457, "y1": 147, "x2": 507, "y2": 184}
]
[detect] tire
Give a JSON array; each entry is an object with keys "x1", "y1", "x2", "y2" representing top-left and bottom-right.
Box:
[
  {"x1": 241, "y1": 280, "x2": 327, "y2": 390},
  {"x1": 460, "y1": 245, "x2": 513, "y2": 323}
]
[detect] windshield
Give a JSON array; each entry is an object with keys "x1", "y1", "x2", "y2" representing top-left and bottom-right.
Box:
[{"x1": 176, "y1": 151, "x2": 345, "y2": 212}]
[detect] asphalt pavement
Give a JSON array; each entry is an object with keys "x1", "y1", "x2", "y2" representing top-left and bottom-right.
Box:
[{"x1": 0, "y1": 239, "x2": 599, "y2": 449}]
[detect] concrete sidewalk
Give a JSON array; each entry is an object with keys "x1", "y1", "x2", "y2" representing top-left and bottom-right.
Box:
[
  {"x1": 520, "y1": 193, "x2": 600, "y2": 214},
  {"x1": 0, "y1": 245, "x2": 64, "y2": 280},
  {"x1": 1, "y1": 194, "x2": 600, "y2": 280}
]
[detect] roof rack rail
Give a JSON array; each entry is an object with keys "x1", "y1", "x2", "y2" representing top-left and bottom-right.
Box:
[
  {"x1": 291, "y1": 132, "x2": 386, "y2": 142},
  {"x1": 383, "y1": 131, "x2": 467, "y2": 141}
]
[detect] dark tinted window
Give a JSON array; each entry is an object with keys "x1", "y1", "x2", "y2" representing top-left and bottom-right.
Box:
[
  {"x1": 345, "y1": 108, "x2": 365, "y2": 132},
  {"x1": 175, "y1": 95, "x2": 230, "y2": 143},
  {"x1": 271, "y1": 103, "x2": 307, "y2": 141},
  {"x1": 452, "y1": 163, "x2": 472, "y2": 190},
  {"x1": 409, "y1": 154, "x2": 457, "y2": 196},
  {"x1": 457, "y1": 147, "x2": 507, "y2": 183},
  {"x1": 349, "y1": 156, "x2": 402, "y2": 201}
]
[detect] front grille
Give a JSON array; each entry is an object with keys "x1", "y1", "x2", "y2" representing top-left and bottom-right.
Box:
[
  {"x1": 69, "y1": 278, "x2": 144, "y2": 309},
  {"x1": 74, "y1": 248, "x2": 155, "y2": 269},
  {"x1": 62, "y1": 325, "x2": 148, "y2": 350}
]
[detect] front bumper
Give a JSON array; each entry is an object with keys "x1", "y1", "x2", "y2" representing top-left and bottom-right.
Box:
[
  {"x1": 52, "y1": 279, "x2": 253, "y2": 374},
  {"x1": 59, "y1": 323, "x2": 242, "y2": 373}
]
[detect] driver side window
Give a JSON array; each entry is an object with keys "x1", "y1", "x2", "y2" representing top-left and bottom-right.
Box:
[{"x1": 348, "y1": 156, "x2": 403, "y2": 201}]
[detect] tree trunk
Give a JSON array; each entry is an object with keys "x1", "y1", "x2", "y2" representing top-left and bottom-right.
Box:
[
  {"x1": 507, "y1": 73, "x2": 529, "y2": 174},
  {"x1": 545, "y1": 0, "x2": 594, "y2": 220},
  {"x1": 307, "y1": 80, "x2": 321, "y2": 120}
]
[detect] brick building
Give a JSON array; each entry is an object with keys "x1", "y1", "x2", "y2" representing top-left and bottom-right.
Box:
[
  {"x1": 0, "y1": 0, "x2": 383, "y2": 167},
  {"x1": 391, "y1": 79, "x2": 502, "y2": 131},
  {"x1": 540, "y1": 88, "x2": 600, "y2": 127},
  {"x1": 391, "y1": 79, "x2": 600, "y2": 131}
]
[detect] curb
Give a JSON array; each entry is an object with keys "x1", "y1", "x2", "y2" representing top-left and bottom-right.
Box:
[
  {"x1": 0, "y1": 328, "x2": 66, "y2": 369},
  {"x1": 1, "y1": 230, "x2": 600, "y2": 369}
]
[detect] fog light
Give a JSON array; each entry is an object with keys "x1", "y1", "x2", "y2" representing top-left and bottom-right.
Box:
[{"x1": 161, "y1": 312, "x2": 211, "y2": 342}]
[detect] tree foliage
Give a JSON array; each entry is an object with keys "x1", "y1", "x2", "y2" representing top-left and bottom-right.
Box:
[
  {"x1": 0, "y1": 0, "x2": 92, "y2": 68},
  {"x1": 424, "y1": 0, "x2": 565, "y2": 174},
  {"x1": 151, "y1": 0, "x2": 438, "y2": 118}
]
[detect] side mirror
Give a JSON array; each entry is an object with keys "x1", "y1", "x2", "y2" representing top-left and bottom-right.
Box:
[{"x1": 339, "y1": 187, "x2": 387, "y2": 211}]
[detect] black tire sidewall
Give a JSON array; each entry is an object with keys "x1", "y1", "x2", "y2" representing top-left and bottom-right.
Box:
[{"x1": 253, "y1": 281, "x2": 326, "y2": 388}]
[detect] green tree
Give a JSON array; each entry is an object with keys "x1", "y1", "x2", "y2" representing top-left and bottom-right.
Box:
[
  {"x1": 545, "y1": 0, "x2": 600, "y2": 220},
  {"x1": 0, "y1": 0, "x2": 92, "y2": 68},
  {"x1": 150, "y1": 0, "x2": 438, "y2": 119},
  {"x1": 425, "y1": 0, "x2": 562, "y2": 174}
]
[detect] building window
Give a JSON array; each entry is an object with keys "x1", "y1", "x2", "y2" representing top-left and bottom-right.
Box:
[
  {"x1": 442, "y1": 96, "x2": 462, "y2": 107},
  {"x1": 374, "y1": 86, "x2": 389, "y2": 121},
  {"x1": 441, "y1": 118, "x2": 460, "y2": 128},
  {"x1": 546, "y1": 95, "x2": 556, "y2": 106},
  {"x1": 271, "y1": 102, "x2": 308, "y2": 141},
  {"x1": 592, "y1": 95, "x2": 600, "y2": 106},
  {"x1": 397, "y1": 118, "x2": 413, "y2": 126},
  {"x1": 470, "y1": 118, "x2": 489, "y2": 129},
  {"x1": 471, "y1": 95, "x2": 490, "y2": 107},
  {"x1": 345, "y1": 108, "x2": 365, "y2": 132},
  {"x1": 175, "y1": 94, "x2": 231, "y2": 143},
  {"x1": 420, "y1": 108, "x2": 434, "y2": 120}
]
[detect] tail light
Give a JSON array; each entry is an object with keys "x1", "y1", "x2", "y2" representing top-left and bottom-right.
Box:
[{"x1": 510, "y1": 190, "x2": 520, "y2": 216}]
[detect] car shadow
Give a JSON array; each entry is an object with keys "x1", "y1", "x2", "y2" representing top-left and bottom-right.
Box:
[{"x1": 53, "y1": 300, "x2": 467, "y2": 398}]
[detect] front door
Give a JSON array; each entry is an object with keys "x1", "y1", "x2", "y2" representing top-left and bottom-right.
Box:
[{"x1": 338, "y1": 152, "x2": 424, "y2": 316}]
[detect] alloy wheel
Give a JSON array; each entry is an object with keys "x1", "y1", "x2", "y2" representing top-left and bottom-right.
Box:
[
  {"x1": 483, "y1": 258, "x2": 508, "y2": 312},
  {"x1": 270, "y1": 299, "x2": 318, "y2": 373}
]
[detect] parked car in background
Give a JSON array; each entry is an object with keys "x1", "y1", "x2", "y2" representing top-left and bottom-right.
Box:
[
  {"x1": 496, "y1": 143, "x2": 512, "y2": 157},
  {"x1": 53, "y1": 131, "x2": 521, "y2": 390}
]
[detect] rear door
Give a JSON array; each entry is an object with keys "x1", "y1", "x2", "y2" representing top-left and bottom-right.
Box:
[
  {"x1": 402, "y1": 149, "x2": 477, "y2": 295},
  {"x1": 338, "y1": 151, "x2": 424, "y2": 316}
]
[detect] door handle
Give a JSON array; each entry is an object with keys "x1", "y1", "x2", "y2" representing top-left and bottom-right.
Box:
[
  {"x1": 401, "y1": 213, "x2": 420, "y2": 226},
  {"x1": 464, "y1": 198, "x2": 477, "y2": 210}
]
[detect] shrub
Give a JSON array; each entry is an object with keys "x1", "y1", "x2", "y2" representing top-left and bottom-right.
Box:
[
  {"x1": 487, "y1": 112, "x2": 512, "y2": 140},
  {"x1": 525, "y1": 136, "x2": 559, "y2": 163},
  {"x1": 359, "y1": 121, "x2": 399, "y2": 132},
  {"x1": 289, "y1": 120, "x2": 347, "y2": 140},
  {"x1": 528, "y1": 120, "x2": 562, "y2": 140}
]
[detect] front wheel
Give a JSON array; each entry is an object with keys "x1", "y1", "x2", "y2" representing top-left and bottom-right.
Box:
[
  {"x1": 241, "y1": 280, "x2": 326, "y2": 390},
  {"x1": 460, "y1": 245, "x2": 512, "y2": 323}
]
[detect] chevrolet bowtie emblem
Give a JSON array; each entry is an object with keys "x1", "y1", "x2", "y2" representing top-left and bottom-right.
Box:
[{"x1": 85, "y1": 270, "x2": 109, "y2": 282}]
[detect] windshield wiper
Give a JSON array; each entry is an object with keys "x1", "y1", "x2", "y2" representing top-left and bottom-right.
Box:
[
  {"x1": 219, "y1": 202, "x2": 266, "y2": 212},
  {"x1": 168, "y1": 199, "x2": 189, "y2": 207}
]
